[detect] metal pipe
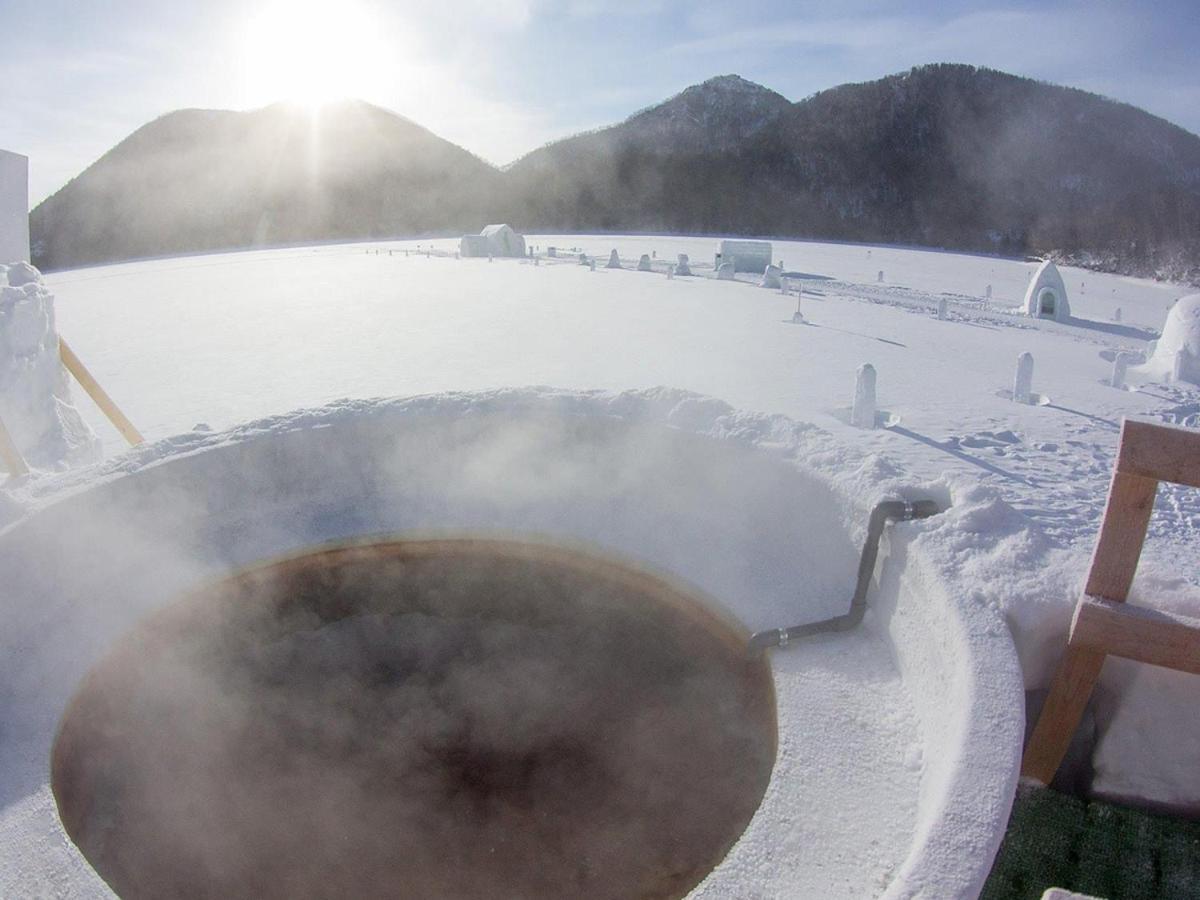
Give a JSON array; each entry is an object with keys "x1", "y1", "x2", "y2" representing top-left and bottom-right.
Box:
[{"x1": 749, "y1": 499, "x2": 940, "y2": 654}]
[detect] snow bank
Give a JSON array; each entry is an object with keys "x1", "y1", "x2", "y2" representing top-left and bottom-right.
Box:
[
  {"x1": 0, "y1": 263, "x2": 98, "y2": 468},
  {"x1": 0, "y1": 388, "x2": 1023, "y2": 899}
]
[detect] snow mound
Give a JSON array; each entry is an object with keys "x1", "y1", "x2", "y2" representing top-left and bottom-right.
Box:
[{"x1": 1148, "y1": 293, "x2": 1200, "y2": 384}]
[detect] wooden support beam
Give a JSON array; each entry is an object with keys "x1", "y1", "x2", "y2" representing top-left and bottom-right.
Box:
[
  {"x1": 1084, "y1": 471, "x2": 1156, "y2": 602},
  {"x1": 0, "y1": 413, "x2": 29, "y2": 477},
  {"x1": 1073, "y1": 596, "x2": 1200, "y2": 676},
  {"x1": 1118, "y1": 419, "x2": 1200, "y2": 489},
  {"x1": 59, "y1": 338, "x2": 145, "y2": 447},
  {"x1": 1020, "y1": 644, "x2": 1107, "y2": 785}
]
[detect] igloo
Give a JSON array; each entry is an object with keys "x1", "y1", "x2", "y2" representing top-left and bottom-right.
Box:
[
  {"x1": 1021, "y1": 260, "x2": 1070, "y2": 322},
  {"x1": 1152, "y1": 294, "x2": 1200, "y2": 385}
]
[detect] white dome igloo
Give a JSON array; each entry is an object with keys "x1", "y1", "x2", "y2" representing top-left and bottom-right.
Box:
[{"x1": 1021, "y1": 260, "x2": 1070, "y2": 322}]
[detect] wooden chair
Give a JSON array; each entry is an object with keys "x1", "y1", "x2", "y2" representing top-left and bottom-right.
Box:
[{"x1": 1023, "y1": 418, "x2": 1200, "y2": 784}]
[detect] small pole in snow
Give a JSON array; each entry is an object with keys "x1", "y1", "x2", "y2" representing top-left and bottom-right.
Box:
[
  {"x1": 1113, "y1": 307, "x2": 1122, "y2": 322},
  {"x1": 1111, "y1": 352, "x2": 1131, "y2": 389},
  {"x1": 851, "y1": 364, "x2": 877, "y2": 428},
  {"x1": 985, "y1": 284, "x2": 992, "y2": 299},
  {"x1": 877, "y1": 270, "x2": 884, "y2": 283},
  {"x1": 1013, "y1": 352, "x2": 1034, "y2": 405},
  {"x1": 937, "y1": 297, "x2": 948, "y2": 320}
]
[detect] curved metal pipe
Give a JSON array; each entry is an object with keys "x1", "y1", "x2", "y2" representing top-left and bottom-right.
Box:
[{"x1": 749, "y1": 499, "x2": 940, "y2": 655}]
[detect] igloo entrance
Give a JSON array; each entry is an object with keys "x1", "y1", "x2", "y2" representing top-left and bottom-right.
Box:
[
  {"x1": 1038, "y1": 287, "x2": 1059, "y2": 318},
  {"x1": 51, "y1": 538, "x2": 777, "y2": 900}
]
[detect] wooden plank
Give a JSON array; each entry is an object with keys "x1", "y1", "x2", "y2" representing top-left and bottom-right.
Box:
[
  {"x1": 0, "y1": 412, "x2": 29, "y2": 476},
  {"x1": 59, "y1": 337, "x2": 145, "y2": 446},
  {"x1": 1021, "y1": 644, "x2": 1107, "y2": 785},
  {"x1": 1083, "y1": 471, "x2": 1157, "y2": 602},
  {"x1": 1073, "y1": 596, "x2": 1200, "y2": 676},
  {"x1": 1118, "y1": 418, "x2": 1200, "y2": 489}
]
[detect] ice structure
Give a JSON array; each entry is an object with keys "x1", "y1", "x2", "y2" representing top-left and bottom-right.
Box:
[
  {"x1": 1022, "y1": 260, "x2": 1070, "y2": 322},
  {"x1": 759, "y1": 265, "x2": 783, "y2": 289},
  {"x1": 606, "y1": 249, "x2": 622, "y2": 269},
  {"x1": 1150, "y1": 293, "x2": 1200, "y2": 384},
  {"x1": 0, "y1": 263, "x2": 99, "y2": 468}
]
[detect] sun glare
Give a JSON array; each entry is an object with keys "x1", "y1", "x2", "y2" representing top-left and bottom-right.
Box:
[{"x1": 239, "y1": 0, "x2": 391, "y2": 109}]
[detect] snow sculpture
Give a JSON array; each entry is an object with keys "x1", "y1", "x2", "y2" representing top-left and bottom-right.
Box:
[
  {"x1": 589, "y1": 258, "x2": 596, "y2": 272},
  {"x1": 459, "y1": 234, "x2": 489, "y2": 257},
  {"x1": 480, "y1": 224, "x2": 526, "y2": 258},
  {"x1": 851, "y1": 364, "x2": 876, "y2": 428},
  {"x1": 1148, "y1": 294, "x2": 1200, "y2": 385},
  {"x1": 937, "y1": 297, "x2": 948, "y2": 320},
  {"x1": 579, "y1": 253, "x2": 588, "y2": 265},
  {"x1": 667, "y1": 265, "x2": 675, "y2": 280},
  {"x1": 877, "y1": 270, "x2": 884, "y2": 283},
  {"x1": 547, "y1": 247, "x2": 557, "y2": 258},
  {"x1": 1113, "y1": 307, "x2": 1122, "y2": 323},
  {"x1": 0, "y1": 262, "x2": 99, "y2": 467},
  {"x1": 1013, "y1": 352, "x2": 1034, "y2": 404},
  {"x1": 675, "y1": 254, "x2": 692, "y2": 276},
  {"x1": 716, "y1": 262, "x2": 735, "y2": 280},
  {"x1": 0, "y1": 150, "x2": 29, "y2": 264},
  {"x1": 759, "y1": 265, "x2": 782, "y2": 289},
  {"x1": 606, "y1": 250, "x2": 622, "y2": 269},
  {"x1": 985, "y1": 284, "x2": 992, "y2": 300},
  {"x1": 1021, "y1": 260, "x2": 1070, "y2": 322},
  {"x1": 637, "y1": 254, "x2": 652, "y2": 272}
]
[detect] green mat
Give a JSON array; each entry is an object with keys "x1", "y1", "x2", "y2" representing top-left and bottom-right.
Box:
[{"x1": 982, "y1": 784, "x2": 1200, "y2": 899}]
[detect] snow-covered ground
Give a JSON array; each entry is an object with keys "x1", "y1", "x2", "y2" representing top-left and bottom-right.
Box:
[{"x1": 3, "y1": 233, "x2": 1199, "y2": 895}]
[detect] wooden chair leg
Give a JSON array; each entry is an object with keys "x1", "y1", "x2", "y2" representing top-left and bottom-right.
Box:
[{"x1": 1021, "y1": 644, "x2": 1106, "y2": 784}]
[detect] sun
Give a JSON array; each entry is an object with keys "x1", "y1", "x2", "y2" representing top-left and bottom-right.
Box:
[{"x1": 238, "y1": 0, "x2": 391, "y2": 109}]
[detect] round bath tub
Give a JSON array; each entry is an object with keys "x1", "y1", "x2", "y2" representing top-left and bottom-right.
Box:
[{"x1": 0, "y1": 390, "x2": 1024, "y2": 898}]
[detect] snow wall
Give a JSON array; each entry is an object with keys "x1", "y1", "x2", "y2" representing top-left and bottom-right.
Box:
[
  {"x1": 0, "y1": 390, "x2": 1023, "y2": 899},
  {"x1": 0, "y1": 150, "x2": 30, "y2": 265}
]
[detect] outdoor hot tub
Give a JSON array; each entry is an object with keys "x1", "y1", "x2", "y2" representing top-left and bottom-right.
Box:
[{"x1": 0, "y1": 388, "x2": 1024, "y2": 899}]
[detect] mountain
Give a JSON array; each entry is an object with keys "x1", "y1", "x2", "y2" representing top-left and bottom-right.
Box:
[
  {"x1": 31, "y1": 101, "x2": 502, "y2": 269},
  {"x1": 30, "y1": 66, "x2": 1200, "y2": 279},
  {"x1": 504, "y1": 75, "x2": 793, "y2": 232},
  {"x1": 507, "y1": 65, "x2": 1200, "y2": 279}
]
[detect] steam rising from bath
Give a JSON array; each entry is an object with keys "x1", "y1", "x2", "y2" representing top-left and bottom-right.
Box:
[{"x1": 52, "y1": 538, "x2": 777, "y2": 899}]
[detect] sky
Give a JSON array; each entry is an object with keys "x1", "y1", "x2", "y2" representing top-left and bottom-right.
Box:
[{"x1": 3, "y1": 0, "x2": 1200, "y2": 205}]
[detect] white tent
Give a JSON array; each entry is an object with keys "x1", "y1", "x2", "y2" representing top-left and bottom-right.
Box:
[
  {"x1": 480, "y1": 224, "x2": 526, "y2": 258},
  {"x1": 0, "y1": 150, "x2": 30, "y2": 264},
  {"x1": 1021, "y1": 260, "x2": 1070, "y2": 322},
  {"x1": 715, "y1": 240, "x2": 772, "y2": 274}
]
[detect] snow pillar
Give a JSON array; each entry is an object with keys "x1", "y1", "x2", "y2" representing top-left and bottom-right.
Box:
[
  {"x1": 937, "y1": 297, "x2": 948, "y2": 320},
  {"x1": 851, "y1": 364, "x2": 877, "y2": 428},
  {"x1": 637, "y1": 254, "x2": 652, "y2": 272},
  {"x1": 606, "y1": 249, "x2": 621, "y2": 269},
  {"x1": 1111, "y1": 352, "x2": 1132, "y2": 390},
  {"x1": 877, "y1": 270, "x2": 884, "y2": 283},
  {"x1": 488, "y1": 254, "x2": 493, "y2": 263},
  {"x1": 1113, "y1": 307, "x2": 1122, "y2": 323},
  {"x1": 1013, "y1": 352, "x2": 1034, "y2": 405},
  {"x1": 667, "y1": 265, "x2": 675, "y2": 280},
  {"x1": 780, "y1": 277, "x2": 790, "y2": 296},
  {"x1": 985, "y1": 284, "x2": 992, "y2": 300},
  {"x1": 0, "y1": 262, "x2": 99, "y2": 467},
  {"x1": 589, "y1": 258, "x2": 596, "y2": 271}
]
